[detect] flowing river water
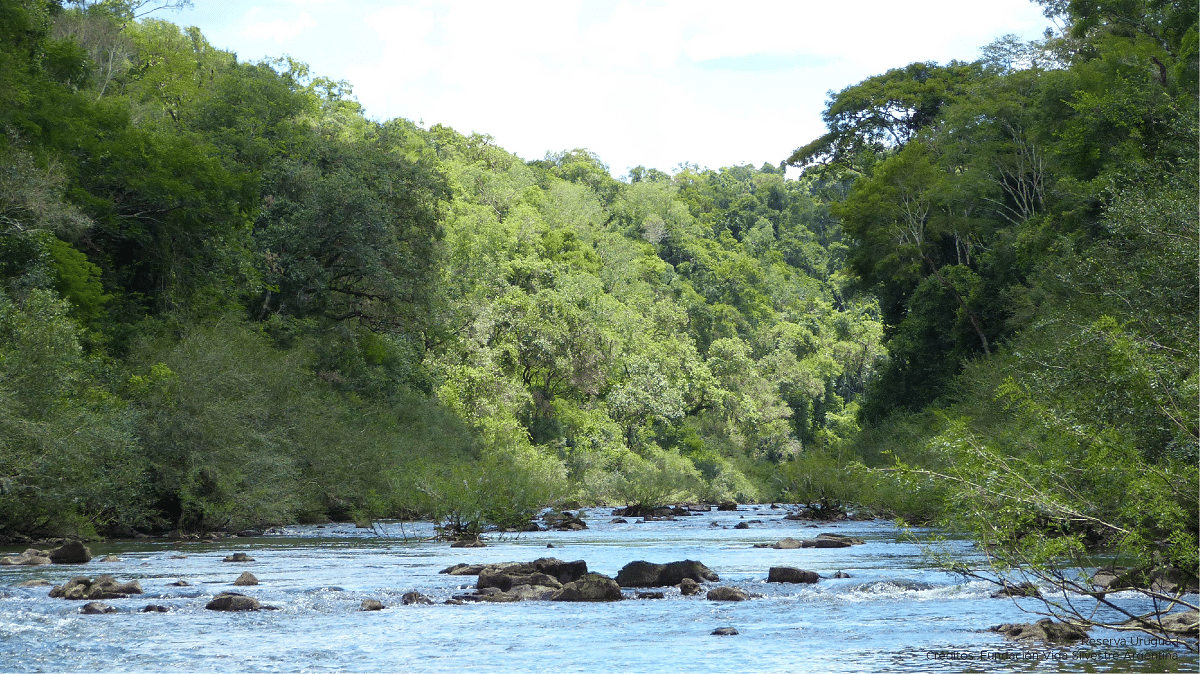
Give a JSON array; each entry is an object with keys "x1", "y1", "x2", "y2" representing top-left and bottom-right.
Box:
[{"x1": 0, "y1": 507, "x2": 1194, "y2": 673}]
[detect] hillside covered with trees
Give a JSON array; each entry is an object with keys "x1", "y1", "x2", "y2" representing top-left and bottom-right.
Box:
[
  {"x1": 0, "y1": 0, "x2": 1195, "y2": 612},
  {"x1": 0, "y1": 0, "x2": 887, "y2": 539}
]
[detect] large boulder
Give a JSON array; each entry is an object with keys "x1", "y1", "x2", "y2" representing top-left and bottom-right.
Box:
[
  {"x1": 989, "y1": 619, "x2": 1088, "y2": 644},
  {"x1": 205, "y1": 592, "x2": 262, "y2": 611},
  {"x1": 767, "y1": 567, "x2": 819, "y2": 584},
  {"x1": 49, "y1": 541, "x2": 91, "y2": 564},
  {"x1": 550, "y1": 573, "x2": 623, "y2": 602},
  {"x1": 616, "y1": 560, "x2": 718, "y2": 587},
  {"x1": 706, "y1": 586, "x2": 749, "y2": 601}
]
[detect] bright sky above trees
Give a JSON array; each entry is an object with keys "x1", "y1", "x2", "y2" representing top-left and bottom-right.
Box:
[{"x1": 179, "y1": 1, "x2": 1053, "y2": 177}]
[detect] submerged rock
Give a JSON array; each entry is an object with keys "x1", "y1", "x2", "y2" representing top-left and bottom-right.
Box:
[
  {"x1": 711, "y1": 627, "x2": 739, "y2": 636},
  {"x1": 361, "y1": 599, "x2": 384, "y2": 611},
  {"x1": 989, "y1": 619, "x2": 1088, "y2": 644},
  {"x1": 141, "y1": 605, "x2": 170, "y2": 613},
  {"x1": 222, "y1": 552, "x2": 255, "y2": 563},
  {"x1": 636, "y1": 591, "x2": 665, "y2": 599},
  {"x1": 17, "y1": 579, "x2": 52, "y2": 588}
]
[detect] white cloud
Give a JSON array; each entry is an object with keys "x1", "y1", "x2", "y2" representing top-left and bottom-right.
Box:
[
  {"x1": 184, "y1": 0, "x2": 1054, "y2": 174},
  {"x1": 237, "y1": 8, "x2": 318, "y2": 43}
]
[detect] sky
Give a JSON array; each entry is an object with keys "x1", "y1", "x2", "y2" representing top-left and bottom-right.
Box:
[{"x1": 173, "y1": 1, "x2": 1054, "y2": 179}]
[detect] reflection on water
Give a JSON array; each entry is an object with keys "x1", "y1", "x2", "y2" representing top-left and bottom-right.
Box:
[{"x1": 0, "y1": 507, "x2": 1193, "y2": 673}]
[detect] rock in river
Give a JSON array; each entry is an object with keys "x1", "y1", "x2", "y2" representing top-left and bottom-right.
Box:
[
  {"x1": 222, "y1": 552, "x2": 255, "y2": 563},
  {"x1": 706, "y1": 586, "x2": 749, "y2": 601},
  {"x1": 80, "y1": 601, "x2": 117, "y2": 614},
  {"x1": 767, "y1": 567, "x2": 819, "y2": 584},
  {"x1": 50, "y1": 576, "x2": 142, "y2": 600},
  {"x1": 401, "y1": 591, "x2": 432, "y2": 605},
  {"x1": 615, "y1": 560, "x2": 719, "y2": 587},
  {"x1": 550, "y1": 573, "x2": 622, "y2": 602},
  {"x1": 678, "y1": 578, "x2": 702, "y2": 596},
  {"x1": 49, "y1": 541, "x2": 92, "y2": 564},
  {"x1": 0, "y1": 549, "x2": 52, "y2": 566},
  {"x1": 205, "y1": 592, "x2": 262, "y2": 611},
  {"x1": 233, "y1": 572, "x2": 259, "y2": 586},
  {"x1": 989, "y1": 618, "x2": 1088, "y2": 644}
]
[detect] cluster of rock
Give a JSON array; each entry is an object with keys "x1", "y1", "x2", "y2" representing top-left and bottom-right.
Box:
[
  {"x1": 50, "y1": 576, "x2": 143, "y2": 600},
  {"x1": 1122, "y1": 610, "x2": 1199, "y2": 636},
  {"x1": 1091, "y1": 567, "x2": 1199, "y2": 596},
  {"x1": 539, "y1": 511, "x2": 588, "y2": 531},
  {"x1": 752, "y1": 533, "x2": 866, "y2": 549},
  {"x1": 610, "y1": 505, "x2": 701, "y2": 520},
  {"x1": 434, "y1": 556, "x2": 797, "y2": 605},
  {"x1": 439, "y1": 557, "x2": 621, "y2": 603},
  {"x1": 1, "y1": 541, "x2": 93, "y2": 566},
  {"x1": 989, "y1": 581, "x2": 1040, "y2": 599},
  {"x1": 989, "y1": 618, "x2": 1089, "y2": 643}
]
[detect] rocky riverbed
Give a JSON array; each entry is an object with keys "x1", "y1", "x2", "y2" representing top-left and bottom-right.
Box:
[{"x1": 0, "y1": 506, "x2": 1193, "y2": 673}]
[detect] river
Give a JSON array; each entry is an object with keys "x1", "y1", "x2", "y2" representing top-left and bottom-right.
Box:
[{"x1": 0, "y1": 506, "x2": 1194, "y2": 672}]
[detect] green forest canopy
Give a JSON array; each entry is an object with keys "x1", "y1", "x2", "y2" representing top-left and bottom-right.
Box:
[{"x1": 0, "y1": 1, "x2": 1194, "y2": 616}]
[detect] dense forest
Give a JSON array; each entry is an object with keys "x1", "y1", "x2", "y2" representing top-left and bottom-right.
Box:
[{"x1": 0, "y1": 0, "x2": 1195, "y2": 601}]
